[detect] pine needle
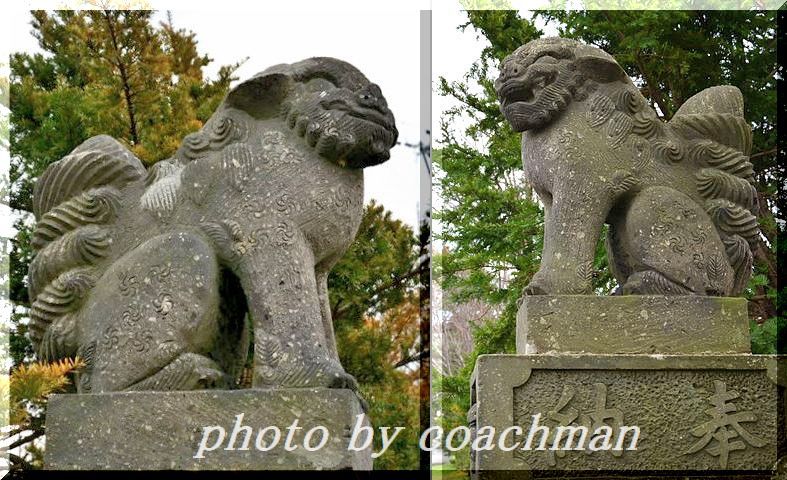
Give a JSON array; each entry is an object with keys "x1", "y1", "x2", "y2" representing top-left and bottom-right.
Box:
[{"x1": 9, "y1": 358, "x2": 85, "y2": 425}]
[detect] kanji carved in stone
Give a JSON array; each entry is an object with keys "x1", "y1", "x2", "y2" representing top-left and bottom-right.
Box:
[
  {"x1": 28, "y1": 57, "x2": 398, "y2": 392},
  {"x1": 496, "y1": 38, "x2": 759, "y2": 296}
]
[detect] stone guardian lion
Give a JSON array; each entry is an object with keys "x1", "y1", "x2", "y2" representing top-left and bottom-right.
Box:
[
  {"x1": 28, "y1": 57, "x2": 398, "y2": 392},
  {"x1": 496, "y1": 38, "x2": 759, "y2": 297}
]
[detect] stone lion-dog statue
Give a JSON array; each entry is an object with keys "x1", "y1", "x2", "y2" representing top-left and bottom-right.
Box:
[
  {"x1": 28, "y1": 57, "x2": 398, "y2": 393},
  {"x1": 495, "y1": 37, "x2": 759, "y2": 297}
]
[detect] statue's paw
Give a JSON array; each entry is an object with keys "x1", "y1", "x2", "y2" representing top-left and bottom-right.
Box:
[
  {"x1": 254, "y1": 333, "x2": 359, "y2": 390},
  {"x1": 195, "y1": 365, "x2": 232, "y2": 389},
  {"x1": 255, "y1": 358, "x2": 360, "y2": 392},
  {"x1": 524, "y1": 267, "x2": 593, "y2": 295},
  {"x1": 328, "y1": 368, "x2": 359, "y2": 391},
  {"x1": 254, "y1": 359, "x2": 367, "y2": 411},
  {"x1": 186, "y1": 353, "x2": 232, "y2": 389},
  {"x1": 523, "y1": 270, "x2": 551, "y2": 295},
  {"x1": 523, "y1": 282, "x2": 548, "y2": 296}
]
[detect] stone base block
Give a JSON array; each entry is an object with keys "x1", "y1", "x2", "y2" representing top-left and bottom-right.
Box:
[
  {"x1": 469, "y1": 354, "x2": 783, "y2": 477},
  {"x1": 45, "y1": 388, "x2": 371, "y2": 470},
  {"x1": 517, "y1": 296, "x2": 751, "y2": 354}
]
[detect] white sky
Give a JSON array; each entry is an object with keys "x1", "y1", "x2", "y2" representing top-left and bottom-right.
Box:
[
  {"x1": 433, "y1": 8, "x2": 487, "y2": 150},
  {"x1": 431, "y1": 9, "x2": 494, "y2": 251},
  {"x1": 6, "y1": 8, "x2": 423, "y2": 229}
]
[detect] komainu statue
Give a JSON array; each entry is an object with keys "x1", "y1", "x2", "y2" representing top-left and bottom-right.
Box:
[
  {"x1": 495, "y1": 38, "x2": 759, "y2": 297},
  {"x1": 28, "y1": 57, "x2": 398, "y2": 393}
]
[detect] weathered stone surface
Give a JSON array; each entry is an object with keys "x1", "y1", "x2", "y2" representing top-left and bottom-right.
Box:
[
  {"x1": 495, "y1": 37, "x2": 759, "y2": 297},
  {"x1": 28, "y1": 57, "x2": 398, "y2": 392},
  {"x1": 45, "y1": 388, "x2": 371, "y2": 470},
  {"x1": 517, "y1": 295, "x2": 751, "y2": 355},
  {"x1": 469, "y1": 355, "x2": 782, "y2": 474}
]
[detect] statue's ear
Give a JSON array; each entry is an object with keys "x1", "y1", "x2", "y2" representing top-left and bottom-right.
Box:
[
  {"x1": 225, "y1": 72, "x2": 295, "y2": 118},
  {"x1": 573, "y1": 55, "x2": 628, "y2": 84}
]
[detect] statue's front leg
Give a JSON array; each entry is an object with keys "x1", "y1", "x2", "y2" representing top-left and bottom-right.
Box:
[
  {"x1": 527, "y1": 185, "x2": 611, "y2": 295},
  {"x1": 316, "y1": 269, "x2": 341, "y2": 365},
  {"x1": 235, "y1": 231, "x2": 357, "y2": 390}
]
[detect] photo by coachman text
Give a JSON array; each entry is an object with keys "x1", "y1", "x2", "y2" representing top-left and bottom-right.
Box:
[{"x1": 193, "y1": 413, "x2": 640, "y2": 459}]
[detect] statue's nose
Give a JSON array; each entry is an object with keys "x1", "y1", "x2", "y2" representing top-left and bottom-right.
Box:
[
  {"x1": 496, "y1": 62, "x2": 520, "y2": 93},
  {"x1": 358, "y1": 83, "x2": 388, "y2": 110},
  {"x1": 500, "y1": 62, "x2": 522, "y2": 82}
]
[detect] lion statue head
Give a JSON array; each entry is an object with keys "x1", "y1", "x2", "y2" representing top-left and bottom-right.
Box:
[
  {"x1": 219, "y1": 57, "x2": 399, "y2": 168},
  {"x1": 495, "y1": 37, "x2": 630, "y2": 132}
]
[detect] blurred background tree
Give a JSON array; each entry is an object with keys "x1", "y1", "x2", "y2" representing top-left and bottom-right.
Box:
[
  {"x1": 434, "y1": 10, "x2": 778, "y2": 474},
  {"x1": 8, "y1": 10, "x2": 424, "y2": 470},
  {"x1": 1, "y1": 60, "x2": 11, "y2": 472},
  {"x1": 328, "y1": 201, "x2": 425, "y2": 469}
]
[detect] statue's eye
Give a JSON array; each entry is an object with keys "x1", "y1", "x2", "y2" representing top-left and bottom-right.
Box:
[{"x1": 304, "y1": 77, "x2": 337, "y2": 93}]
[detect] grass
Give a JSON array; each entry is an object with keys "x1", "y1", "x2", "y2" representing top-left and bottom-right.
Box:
[{"x1": 431, "y1": 462, "x2": 469, "y2": 480}]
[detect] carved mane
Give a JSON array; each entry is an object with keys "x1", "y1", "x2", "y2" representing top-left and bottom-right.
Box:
[{"x1": 28, "y1": 136, "x2": 146, "y2": 360}]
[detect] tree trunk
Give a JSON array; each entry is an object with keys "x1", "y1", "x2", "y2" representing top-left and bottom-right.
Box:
[{"x1": 102, "y1": 12, "x2": 139, "y2": 145}]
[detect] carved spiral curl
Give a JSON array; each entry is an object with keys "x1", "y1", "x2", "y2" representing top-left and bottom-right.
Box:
[
  {"x1": 200, "y1": 220, "x2": 245, "y2": 264},
  {"x1": 33, "y1": 139, "x2": 144, "y2": 219},
  {"x1": 539, "y1": 76, "x2": 573, "y2": 114},
  {"x1": 141, "y1": 171, "x2": 182, "y2": 214},
  {"x1": 28, "y1": 225, "x2": 111, "y2": 300},
  {"x1": 671, "y1": 113, "x2": 752, "y2": 154},
  {"x1": 29, "y1": 268, "x2": 95, "y2": 345},
  {"x1": 631, "y1": 113, "x2": 661, "y2": 139},
  {"x1": 222, "y1": 143, "x2": 255, "y2": 190},
  {"x1": 37, "y1": 314, "x2": 78, "y2": 362},
  {"x1": 587, "y1": 94, "x2": 616, "y2": 128},
  {"x1": 32, "y1": 187, "x2": 120, "y2": 251},
  {"x1": 632, "y1": 137, "x2": 654, "y2": 171},
  {"x1": 180, "y1": 132, "x2": 211, "y2": 161},
  {"x1": 688, "y1": 140, "x2": 754, "y2": 181},
  {"x1": 209, "y1": 116, "x2": 247, "y2": 149},
  {"x1": 723, "y1": 234, "x2": 753, "y2": 295},
  {"x1": 611, "y1": 88, "x2": 644, "y2": 114},
  {"x1": 606, "y1": 112, "x2": 633, "y2": 148},
  {"x1": 705, "y1": 199, "x2": 760, "y2": 246},
  {"x1": 653, "y1": 140, "x2": 684, "y2": 164},
  {"x1": 608, "y1": 170, "x2": 638, "y2": 194},
  {"x1": 695, "y1": 168, "x2": 758, "y2": 211}
]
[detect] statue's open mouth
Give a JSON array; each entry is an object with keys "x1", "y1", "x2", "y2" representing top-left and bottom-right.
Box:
[{"x1": 498, "y1": 80, "x2": 534, "y2": 105}]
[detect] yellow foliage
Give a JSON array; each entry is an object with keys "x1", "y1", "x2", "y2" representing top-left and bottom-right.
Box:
[
  {"x1": 187, "y1": 119, "x2": 204, "y2": 131},
  {"x1": 9, "y1": 358, "x2": 85, "y2": 426},
  {"x1": 131, "y1": 144, "x2": 152, "y2": 164},
  {"x1": 0, "y1": 374, "x2": 9, "y2": 427}
]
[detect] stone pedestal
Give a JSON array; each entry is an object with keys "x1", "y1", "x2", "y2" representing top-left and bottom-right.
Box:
[
  {"x1": 45, "y1": 388, "x2": 372, "y2": 470},
  {"x1": 517, "y1": 295, "x2": 751, "y2": 355},
  {"x1": 470, "y1": 296, "x2": 784, "y2": 479}
]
